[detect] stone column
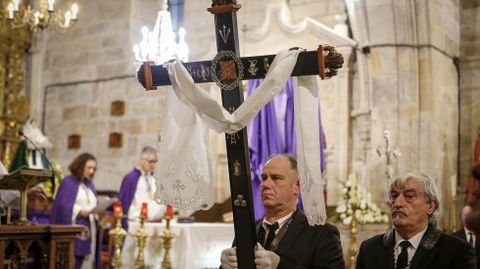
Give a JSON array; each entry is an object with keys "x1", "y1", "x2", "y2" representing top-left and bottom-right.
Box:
[{"x1": 348, "y1": 0, "x2": 460, "y2": 228}]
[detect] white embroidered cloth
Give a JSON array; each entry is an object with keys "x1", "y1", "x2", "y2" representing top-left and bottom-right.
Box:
[{"x1": 155, "y1": 49, "x2": 326, "y2": 225}]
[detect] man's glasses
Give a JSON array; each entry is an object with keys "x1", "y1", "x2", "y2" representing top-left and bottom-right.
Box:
[{"x1": 143, "y1": 158, "x2": 158, "y2": 164}]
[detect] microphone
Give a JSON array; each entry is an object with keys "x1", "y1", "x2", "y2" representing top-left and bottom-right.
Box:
[{"x1": 18, "y1": 131, "x2": 56, "y2": 192}]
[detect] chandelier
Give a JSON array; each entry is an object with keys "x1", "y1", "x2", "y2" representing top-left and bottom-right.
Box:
[
  {"x1": 133, "y1": 0, "x2": 188, "y2": 65},
  {"x1": 7, "y1": 0, "x2": 79, "y2": 32}
]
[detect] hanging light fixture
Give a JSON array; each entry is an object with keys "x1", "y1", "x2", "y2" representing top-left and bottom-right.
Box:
[
  {"x1": 133, "y1": 0, "x2": 188, "y2": 65},
  {"x1": 7, "y1": 0, "x2": 79, "y2": 32}
]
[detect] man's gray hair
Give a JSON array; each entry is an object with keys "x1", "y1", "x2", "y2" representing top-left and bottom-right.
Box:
[
  {"x1": 387, "y1": 170, "x2": 440, "y2": 227},
  {"x1": 141, "y1": 146, "x2": 157, "y2": 157},
  {"x1": 267, "y1": 154, "x2": 298, "y2": 178}
]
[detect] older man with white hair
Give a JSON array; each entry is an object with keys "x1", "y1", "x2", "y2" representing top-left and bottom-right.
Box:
[{"x1": 356, "y1": 170, "x2": 476, "y2": 269}]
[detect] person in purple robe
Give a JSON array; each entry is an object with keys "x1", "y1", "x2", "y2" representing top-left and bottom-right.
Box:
[
  {"x1": 117, "y1": 146, "x2": 165, "y2": 229},
  {"x1": 50, "y1": 153, "x2": 100, "y2": 269},
  {"x1": 117, "y1": 146, "x2": 166, "y2": 267}
]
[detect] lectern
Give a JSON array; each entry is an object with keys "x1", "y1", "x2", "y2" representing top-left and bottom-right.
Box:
[{"x1": 0, "y1": 167, "x2": 52, "y2": 224}]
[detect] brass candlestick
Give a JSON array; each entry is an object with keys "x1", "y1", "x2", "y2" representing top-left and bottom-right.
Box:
[
  {"x1": 110, "y1": 215, "x2": 127, "y2": 269},
  {"x1": 451, "y1": 196, "x2": 457, "y2": 232},
  {"x1": 349, "y1": 202, "x2": 358, "y2": 269},
  {"x1": 135, "y1": 214, "x2": 148, "y2": 269},
  {"x1": 160, "y1": 215, "x2": 175, "y2": 269},
  {"x1": 348, "y1": 173, "x2": 359, "y2": 269}
]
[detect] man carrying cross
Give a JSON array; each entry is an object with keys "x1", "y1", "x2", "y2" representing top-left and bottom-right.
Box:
[
  {"x1": 137, "y1": 1, "x2": 344, "y2": 268},
  {"x1": 220, "y1": 154, "x2": 345, "y2": 269}
]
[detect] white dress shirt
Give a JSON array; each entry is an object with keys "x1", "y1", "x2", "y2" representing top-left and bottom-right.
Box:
[
  {"x1": 394, "y1": 226, "x2": 428, "y2": 267},
  {"x1": 464, "y1": 227, "x2": 476, "y2": 246}
]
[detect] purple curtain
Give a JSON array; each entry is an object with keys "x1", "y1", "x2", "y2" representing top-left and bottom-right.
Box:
[{"x1": 247, "y1": 78, "x2": 325, "y2": 221}]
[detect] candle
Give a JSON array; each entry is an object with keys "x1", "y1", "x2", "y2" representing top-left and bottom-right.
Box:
[
  {"x1": 64, "y1": 11, "x2": 72, "y2": 27},
  {"x1": 451, "y1": 174, "x2": 457, "y2": 198},
  {"x1": 349, "y1": 173, "x2": 358, "y2": 204},
  {"x1": 114, "y1": 201, "x2": 123, "y2": 217},
  {"x1": 47, "y1": 0, "x2": 54, "y2": 11},
  {"x1": 8, "y1": 3, "x2": 14, "y2": 19},
  {"x1": 71, "y1": 3, "x2": 78, "y2": 20},
  {"x1": 166, "y1": 204, "x2": 173, "y2": 219},
  {"x1": 141, "y1": 202, "x2": 148, "y2": 219}
]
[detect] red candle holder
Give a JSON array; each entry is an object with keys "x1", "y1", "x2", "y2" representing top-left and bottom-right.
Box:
[
  {"x1": 166, "y1": 204, "x2": 173, "y2": 219},
  {"x1": 141, "y1": 202, "x2": 148, "y2": 219},
  {"x1": 114, "y1": 201, "x2": 123, "y2": 218}
]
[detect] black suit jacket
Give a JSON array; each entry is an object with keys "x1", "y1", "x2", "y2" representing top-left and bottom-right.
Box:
[
  {"x1": 356, "y1": 225, "x2": 476, "y2": 269},
  {"x1": 255, "y1": 210, "x2": 345, "y2": 269},
  {"x1": 453, "y1": 228, "x2": 480, "y2": 269}
]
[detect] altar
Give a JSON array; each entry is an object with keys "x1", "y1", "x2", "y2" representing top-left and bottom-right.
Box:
[{"x1": 122, "y1": 220, "x2": 234, "y2": 269}]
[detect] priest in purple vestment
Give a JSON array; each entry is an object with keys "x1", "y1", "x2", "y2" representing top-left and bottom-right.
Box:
[
  {"x1": 118, "y1": 146, "x2": 166, "y2": 267},
  {"x1": 50, "y1": 153, "x2": 100, "y2": 269},
  {"x1": 117, "y1": 146, "x2": 166, "y2": 230}
]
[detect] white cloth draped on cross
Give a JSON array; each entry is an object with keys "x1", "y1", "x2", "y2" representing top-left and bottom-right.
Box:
[{"x1": 154, "y1": 49, "x2": 326, "y2": 225}]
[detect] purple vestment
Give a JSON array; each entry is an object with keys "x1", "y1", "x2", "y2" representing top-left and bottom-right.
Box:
[
  {"x1": 247, "y1": 78, "x2": 325, "y2": 221},
  {"x1": 117, "y1": 168, "x2": 141, "y2": 230},
  {"x1": 50, "y1": 175, "x2": 100, "y2": 268}
]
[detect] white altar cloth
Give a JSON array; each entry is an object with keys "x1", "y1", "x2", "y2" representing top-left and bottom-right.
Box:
[{"x1": 121, "y1": 220, "x2": 234, "y2": 269}]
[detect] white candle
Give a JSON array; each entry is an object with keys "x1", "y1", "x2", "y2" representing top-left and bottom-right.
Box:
[
  {"x1": 64, "y1": 11, "x2": 71, "y2": 27},
  {"x1": 451, "y1": 174, "x2": 457, "y2": 198},
  {"x1": 8, "y1": 2, "x2": 14, "y2": 19},
  {"x1": 71, "y1": 3, "x2": 78, "y2": 20},
  {"x1": 350, "y1": 173, "x2": 358, "y2": 204},
  {"x1": 47, "y1": 0, "x2": 54, "y2": 11}
]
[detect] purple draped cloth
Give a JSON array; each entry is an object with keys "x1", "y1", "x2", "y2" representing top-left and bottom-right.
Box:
[
  {"x1": 49, "y1": 175, "x2": 100, "y2": 269},
  {"x1": 247, "y1": 78, "x2": 326, "y2": 221},
  {"x1": 117, "y1": 168, "x2": 141, "y2": 230}
]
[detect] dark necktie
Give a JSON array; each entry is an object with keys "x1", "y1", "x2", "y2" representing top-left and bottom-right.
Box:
[
  {"x1": 469, "y1": 232, "x2": 475, "y2": 247},
  {"x1": 264, "y1": 222, "x2": 279, "y2": 249},
  {"x1": 396, "y1": 241, "x2": 411, "y2": 269}
]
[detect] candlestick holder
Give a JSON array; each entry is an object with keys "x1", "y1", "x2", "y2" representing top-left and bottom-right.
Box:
[
  {"x1": 110, "y1": 215, "x2": 127, "y2": 269},
  {"x1": 160, "y1": 215, "x2": 175, "y2": 269},
  {"x1": 451, "y1": 195, "x2": 457, "y2": 232},
  {"x1": 135, "y1": 214, "x2": 148, "y2": 269},
  {"x1": 348, "y1": 202, "x2": 358, "y2": 269}
]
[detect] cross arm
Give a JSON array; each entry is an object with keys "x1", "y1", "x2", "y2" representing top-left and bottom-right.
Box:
[{"x1": 137, "y1": 45, "x2": 343, "y2": 90}]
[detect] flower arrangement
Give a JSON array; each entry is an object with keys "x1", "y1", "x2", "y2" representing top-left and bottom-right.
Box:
[
  {"x1": 330, "y1": 173, "x2": 389, "y2": 225},
  {"x1": 42, "y1": 161, "x2": 64, "y2": 198}
]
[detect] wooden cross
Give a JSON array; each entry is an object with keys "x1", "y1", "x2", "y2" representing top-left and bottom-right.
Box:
[{"x1": 136, "y1": 1, "x2": 344, "y2": 268}]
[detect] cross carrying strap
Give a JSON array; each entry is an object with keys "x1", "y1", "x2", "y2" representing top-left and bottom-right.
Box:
[
  {"x1": 396, "y1": 241, "x2": 412, "y2": 269},
  {"x1": 263, "y1": 222, "x2": 279, "y2": 250}
]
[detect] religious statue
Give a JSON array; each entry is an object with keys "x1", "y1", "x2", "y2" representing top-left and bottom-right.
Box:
[{"x1": 10, "y1": 119, "x2": 53, "y2": 171}]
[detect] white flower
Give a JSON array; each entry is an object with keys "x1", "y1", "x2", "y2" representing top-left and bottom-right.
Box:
[
  {"x1": 343, "y1": 216, "x2": 352, "y2": 225},
  {"x1": 336, "y1": 204, "x2": 347, "y2": 213}
]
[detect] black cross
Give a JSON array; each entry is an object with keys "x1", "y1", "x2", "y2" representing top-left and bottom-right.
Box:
[{"x1": 136, "y1": 1, "x2": 344, "y2": 268}]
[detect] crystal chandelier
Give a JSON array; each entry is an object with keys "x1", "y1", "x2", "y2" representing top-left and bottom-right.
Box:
[
  {"x1": 7, "y1": 0, "x2": 79, "y2": 32},
  {"x1": 133, "y1": 0, "x2": 188, "y2": 65}
]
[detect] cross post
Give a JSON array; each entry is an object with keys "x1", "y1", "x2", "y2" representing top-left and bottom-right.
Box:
[
  {"x1": 136, "y1": 1, "x2": 344, "y2": 268},
  {"x1": 376, "y1": 129, "x2": 401, "y2": 180}
]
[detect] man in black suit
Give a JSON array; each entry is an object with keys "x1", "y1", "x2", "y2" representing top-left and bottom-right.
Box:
[
  {"x1": 356, "y1": 170, "x2": 476, "y2": 269},
  {"x1": 453, "y1": 205, "x2": 480, "y2": 268},
  {"x1": 220, "y1": 154, "x2": 345, "y2": 269}
]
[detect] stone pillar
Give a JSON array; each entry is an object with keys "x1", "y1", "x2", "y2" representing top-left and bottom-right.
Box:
[{"x1": 348, "y1": 0, "x2": 460, "y2": 228}]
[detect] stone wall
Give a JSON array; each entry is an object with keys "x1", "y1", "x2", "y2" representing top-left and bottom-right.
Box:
[
  {"x1": 346, "y1": 0, "x2": 462, "y2": 228},
  {"x1": 34, "y1": 0, "x2": 165, "y2": 191}
]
